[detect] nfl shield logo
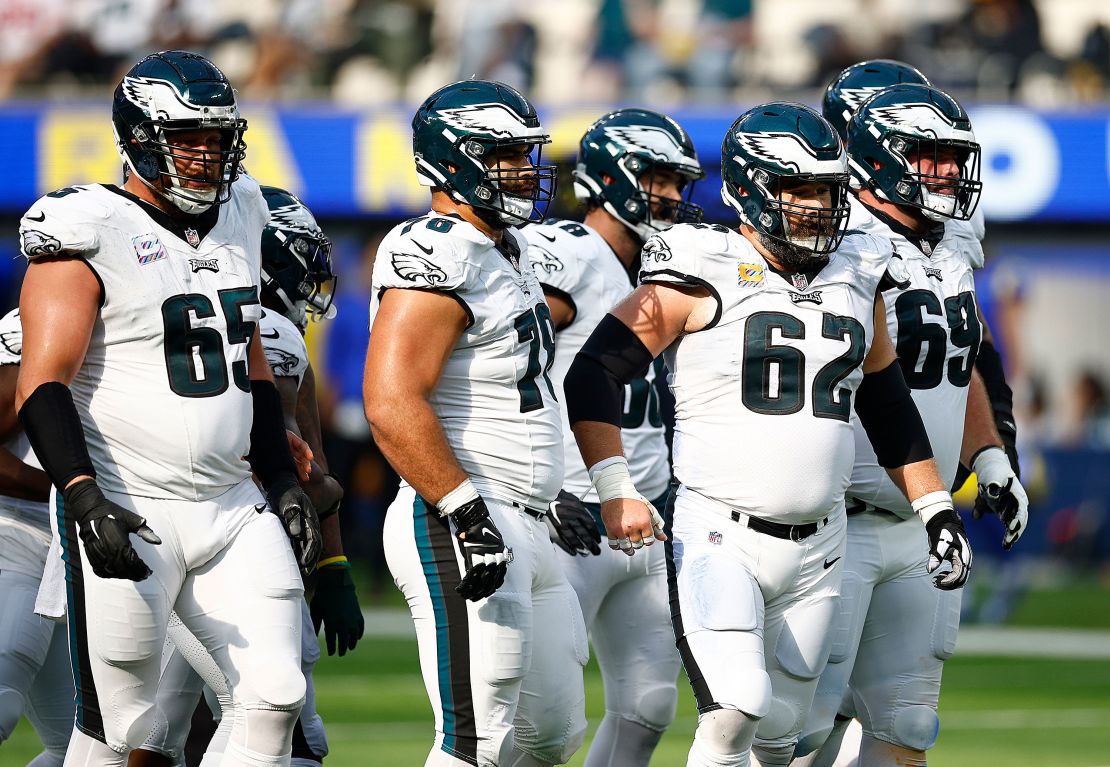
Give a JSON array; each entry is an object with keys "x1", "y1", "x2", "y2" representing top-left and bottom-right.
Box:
[
  {"x1": 791, "y1": 273, "x2": 809, "y2": 290},
  {"x1": 708, "y1": 531, "x2": 723, "y2": 545},
  {"x1": 185, "y1": 228, "x2": 201, "y2": 248}
]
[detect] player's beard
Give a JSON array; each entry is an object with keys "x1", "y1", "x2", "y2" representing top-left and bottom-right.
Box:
[{"x1": 759, "y1": 231, "x2": 830, "y2": 273}]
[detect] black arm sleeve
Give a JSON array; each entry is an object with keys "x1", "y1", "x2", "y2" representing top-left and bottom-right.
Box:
[
  {"x1": 855, "y1": 362, "x2": 934, "y2": 468},
  {"x1": 974, "y1": 339, "x2": 1020, "y2": 478},
  {"x1": 565, "y1": 314, "x2": 654, "y2": 428},
  {"x1": 246, "y1": 379, "x2": 299, "y2": 490},
  {"x1": 18, "y1": 381, "x2": 96, "y2": 490}
]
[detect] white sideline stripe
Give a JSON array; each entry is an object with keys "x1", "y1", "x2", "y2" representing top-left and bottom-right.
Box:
[
  {"x1": 360, "y1": 607, "x2": 1110, "y2": 659},
  {"x1": 320, "y1": 709, "x2": 1110, "y2": 741},
  {"x1": 955, "y1": 626, "x2": 1110, "y2": 659}
]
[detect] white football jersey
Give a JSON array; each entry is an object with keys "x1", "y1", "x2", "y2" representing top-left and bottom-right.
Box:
[
  {"x1": 524, "y1": 220, "x2": 670, "y2": 503},
  {"x1": 846, "y1": 199, "x2": 983, "y2": 517},
  {"x1": 369, "y1": 213, "x2": 563, "y2": 511},
  {"x1": 18, "y1": 178, "x2": 270, "y2": 502},
  {"x1": 0, "y1": 308, "x2": 48, "y2": 532},
  {"x1": 642, "y1": 223, "x2": 892, "y2": 524},
  {"x1": 259, "y1": 308, "x2": 309, "y2": 388},
  {"x1": 847, "y1": 196, "x2": 985, "y2": 268}
]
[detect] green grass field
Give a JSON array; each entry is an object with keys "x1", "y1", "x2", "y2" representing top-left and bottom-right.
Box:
[{"x1": 6, "y1": 584, "x2": 1110, "y2": 766}]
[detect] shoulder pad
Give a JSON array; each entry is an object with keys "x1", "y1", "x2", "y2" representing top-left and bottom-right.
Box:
[
  {"x1": 259, "y1": 310, "x2": 309, "y2": 384},
  {"x1": 19, "y1": 187, "x2": 105, "y2": 261},
  {"x1": 374, "y1": 216, "x2": 471, "y2": 292},
  {"x1": 0, "y1": 308, "x2": 22, "y2": 365},
  {"x1": 639, "y1": 223, "x2": 733, "y2": 287},
  {"x1": 520, "y1": 220, "x2": 581, "y2": 291},
  {"x1": 946, "y1": 219, "x2": 986, "y2": 269},
  {"x1": 234, "y1": 172, "x2": 269, "y2": 226}
]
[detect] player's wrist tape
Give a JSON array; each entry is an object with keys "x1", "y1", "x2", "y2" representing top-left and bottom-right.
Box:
[
  {"x1": 970, "y1": 446, "x2": 1009, "y2": 479},
  {"x1": 589, "y1": 456, "x2": 640, "y2": 504},
  {"x1": 316, "y1": 555, "x2": 349, "y2": 570},
  {"x1": 246, "y1": 380, "x2": 299, "y2": 489},
  {"x1": 436, "y1": 479, "x2": 480, "y2": 517},
  {"x1": 855, "y1": 361, "x2": 933, "y2": 468},
  {"x1": 912, "y1": 490, "x2": 955, "y2": 526},
  {"x1": 18, "y1": 381, "x2": 97, "y2": 490},
  {"x1": 565, "y1": 314, "x2": 654, "y2": 428}
]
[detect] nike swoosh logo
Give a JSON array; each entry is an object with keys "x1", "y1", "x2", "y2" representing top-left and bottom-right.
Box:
[
  {"x1": 413, "y1": 240, "x2": 433, "y2": 255},
  {"x1": 823, "y1": 556, "x2": 841, "y2": 569},
  {"x1": 26, "y1": 211, "x2": 45, "y2": 222},
  {"x1": 260, "y1": 329, "x2": 280, "y2": 339},
  {"x1": 536, "y1": 231, "x2": 556, "y2": 242},
  {"x1": 254, "y1": 503, "x2": 268, "y2": 513}
]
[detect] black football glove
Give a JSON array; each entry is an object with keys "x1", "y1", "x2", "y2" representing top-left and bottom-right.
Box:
[
  {"x1": 925, "y1": 508, "x2": 973, "y2": 590},
  {"x1": 267, "y1": 475, "x2": 321, "y2": 577},
  {"x1": 64, "y1": 479, "x2": 161, "y2": 581},
  {"x1": 450, "y1": 497, "x2": 509, "y2": 602},
  {"x1": 546, "y1": 490, "x2": 602, "y2": 557},
  {"x1": 311, "y1": 562, "x2": 364, "y2": 657}
]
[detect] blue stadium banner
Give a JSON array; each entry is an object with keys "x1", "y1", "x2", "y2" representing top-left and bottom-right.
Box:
[{"x1": 1, "y1": 102, "x2": 1107, "y2": 223}]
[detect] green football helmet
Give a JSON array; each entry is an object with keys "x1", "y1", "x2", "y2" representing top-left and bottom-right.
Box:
[
  {"x1": 721, "y1": 102, "x2": 850, "y2": 265},
  {"x1": 260, "y1": 186, "x2": 336, "y2": 329},
  {"x1": 112, "y1": 50, "x2": 247, "y2": 216},
  {"x1": 847, "y1": 83, "x2": 982, "y2": 221},
  {"x1": 411, "y1": 79, "x2": 556, "y2": 227},
  {"x1": 572, "y1": 108, "x2": 704, "y2": 240},
  {"x1": 823, "y1": 59, "x2": 930, "y2": 140}
]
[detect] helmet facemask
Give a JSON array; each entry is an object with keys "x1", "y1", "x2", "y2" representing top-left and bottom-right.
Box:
[
  {"x1": 731, "y1": 167, "x2": 851, "y2": 272},
  {"x1": 456, "y1": 137, "x2": 557, "y2": 226},
  {"x1": 608, "y1": 155, "x2": 703, "y2": 240},
  {"x1": 118, "y1": 118, "x2": 247, "y2": 216},
  {"x1": 264, "y1": 230, "x2": 337, "y2": 329},
  {"x1": 883, "y1": 134, "x2": 982, "y2": 221}
]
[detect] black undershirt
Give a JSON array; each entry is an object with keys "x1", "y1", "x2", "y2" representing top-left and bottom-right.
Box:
[{"x1": 102, "y1": 184, "x2": 221, "y2": 247}]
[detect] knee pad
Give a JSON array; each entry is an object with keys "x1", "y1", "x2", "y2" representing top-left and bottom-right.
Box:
[
  {"x1": 752, "y1": 741, "x2": 796, "y2": 766},
  {"x1": 0, "y1": 687, "x2": 24, "y2": 740},
  {"x1": 234, "y1": 706, "x2": 302, "y2": 757},
  {"x1": 696, "y1": 707, "x2": 759, "y2": 756},
  {"x1": 630, "y1": 679, "x2": 678, "y2": 732},
  {"x1": 512, "y1": 708, "x2": 587, "y2": 766},
  {"x1": 890, "y1": 705, "x2": 939, "y2": 752},
  {"x1": 247, "y1": 664, "x2": 307, "y2": 711}
]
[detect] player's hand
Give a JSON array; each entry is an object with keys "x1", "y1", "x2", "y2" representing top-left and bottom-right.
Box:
[
  {"x1": 925, "y1": 507, "x2": 973, "y2": 590},
  {"x1": 311, "y1": 561, "x2": 364, "y2": 657},
  {"x1": 546, "y1": 490, "x2": 602, "y2": 557},
  {"x1": 268, "y1": 475, "x2": 321, "y2": 576},
  {"x1": 971, "y1": 446, "x2": 1029, "y2": 550},
  {"x1": 286, "y1": 430, "x2": 313, "y2": 483},
  {"x1": 599, "y1": 496, "x2": 666, "y2": 557},
  {"x1": 64, "y1": 479, "x2": 161, "y2": 581},
  {"x1": 450, "y1": 497, "x2": 508, "y2": 601}
]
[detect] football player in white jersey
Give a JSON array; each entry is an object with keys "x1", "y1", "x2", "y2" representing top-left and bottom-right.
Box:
[
  {"x1": 564, "y1": 102, "x2": 974, "y2": 767},
  {"x1": 14, "y1": 51, "x2": 319, "y2": 767},
  {"x1": 522, "y1": 108, "x2": 703, "y2": 767},
  {"x1": 133, "y1": 187, "x2": 356, "y2": 767},
  {"x1": 792, "y1": 86, "x2": 1029, "y2": 767},
  {"x1": 0, "y1": 308, "x2": 74, "y2": 767},
  {"x1": 822, "y1": 60, "x2": 1020, "y2": 480},
  {"x1": 363, "y1": 80, "x2": 588, "y2": 766}
]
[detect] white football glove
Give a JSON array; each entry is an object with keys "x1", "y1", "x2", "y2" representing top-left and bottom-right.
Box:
[{"x1": 972, "y1": 447, "x2": 1029, "y2": 550}]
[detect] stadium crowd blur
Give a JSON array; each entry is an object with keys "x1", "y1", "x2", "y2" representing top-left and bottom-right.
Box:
[
  {"x1": 2, "y1": 0, "x2": 1110, "y2": 103},
  {"x1": 2, "y1": 0, "x2": 1109, "y2": 602}
]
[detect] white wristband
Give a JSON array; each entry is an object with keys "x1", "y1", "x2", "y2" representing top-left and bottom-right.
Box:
[
  {"x1": 436, "y1": 479, "x2": 479, "y2": 517},
  {"x1": 912, "y1": 490, "x2": 954, "y2": 526},
  {"x1": 971, "y1": 446, "x2": 1009, "y2": 478},
  {"x1": 589, "y1": 456, "x2": 639, "y2": 504}
]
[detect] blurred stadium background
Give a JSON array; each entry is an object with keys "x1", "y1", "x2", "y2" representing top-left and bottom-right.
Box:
[{"x1": 2, "y1": 0, "x2": 1109, "y2": 764}]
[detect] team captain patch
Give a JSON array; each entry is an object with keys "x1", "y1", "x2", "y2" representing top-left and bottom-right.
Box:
[
  {"x1": 738, "y1": 262, "x2": 764, "y2": 287},
  {"x1": 132, "y1": 233, "x2": 167, "y2": 265}
]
